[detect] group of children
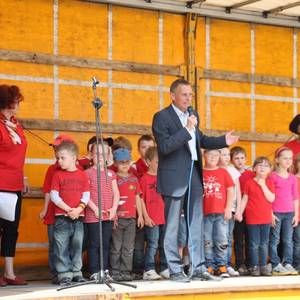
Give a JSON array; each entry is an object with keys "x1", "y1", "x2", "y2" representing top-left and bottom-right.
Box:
[
  {"x1": 203, "y1": 146, "x2": 300, "y2": 278},
  {"x1": 40, "y1": 134, "x2": 168, "y2": 286},
  {"x1": 39, "y1": 132, "x2": 300, "y2": 286}
]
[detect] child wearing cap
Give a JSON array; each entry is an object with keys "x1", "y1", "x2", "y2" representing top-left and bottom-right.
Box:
[
  {"x1": 39, "y1": 134, "x2": 74, "y2": 284},
  {"x1": 110, "y1": 148, "x2": 144, "y2": 281}
]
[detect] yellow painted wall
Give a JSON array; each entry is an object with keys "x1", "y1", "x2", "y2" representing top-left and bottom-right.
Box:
[{"x1": 0, "y1": 0, "x2": 298, "y2": 267}]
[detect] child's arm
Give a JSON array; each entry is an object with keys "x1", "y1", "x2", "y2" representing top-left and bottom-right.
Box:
[
  {"x1": 135, "y1": 194, "x2": 144, "y2": 228},
  {"x1": 68, "y1": 191, "x2": 90, "y2": 219},
  {"x1": 107, "y1": 179, "x2": 120, "y2": 220},
  {"x1": 224, "y1": 186, "x2": 234, "y2": 221},
  {"x1": 87, "y1": 199, "x2": 99, "y2": 218},
  {"x1": 256, "y1": 178, "x2": 275, "y2": 203},
  {"x1": 50, "y1": 190, "x2": 72, "y2": 212},
  {"x1": 293, "y1": 199, "x2": 299, "y2": 227},
  {"x1": 39, "y1": 193, "x2": 50, "y2": 219},
  {"x1": 235, "y1": 194, "x2": 248, "y2": 222},
  {"x1": 141, "y1": 197, "x2": 155, "y2": 227},
  {"x1": 234, "y1": 179, "x2": 242, "y2": 221}
]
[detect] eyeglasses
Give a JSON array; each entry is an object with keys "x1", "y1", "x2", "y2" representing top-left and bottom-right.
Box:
[{"x1": 255, "y1": 164, "x2": 270, "y2": 168}]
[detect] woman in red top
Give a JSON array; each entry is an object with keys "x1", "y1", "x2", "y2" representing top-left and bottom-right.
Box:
[{"x1": 0, "y1": 85, "x2": 28, "y2": 286}]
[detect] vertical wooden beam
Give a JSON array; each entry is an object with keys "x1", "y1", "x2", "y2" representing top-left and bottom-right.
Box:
[{"x1": 185, "y1": 13, "x2": 198, "y2": 108}]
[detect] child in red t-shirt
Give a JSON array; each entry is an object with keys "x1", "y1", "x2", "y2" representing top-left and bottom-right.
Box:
[
  {"x1": 132, "y1": 135, "x2": 155, "y2": 179},
  {"x1": 139, "y1": 146, "x2": 168, "y2": 280},
  {"x1": 110, "y1": 148, "x2": 144, "y2": 281},
  {"x1": 84, "y1": 143, "x2": 119, "y2": 279},
  {"x1": 39, "y1": 134, "x2": 74, "y2": 284},
  {"x1": 50, "y1": 141, "x2": 90, "y2": 286},
  {"x1": 230, "y1": 146, "x2": 254, "y2": 275},
  {"x1": 131, "y1": 134, "x2": 155, "y2": 279},
  {"x1": 203, "y1": 149, "x2": 234, "y2": 278},
  {"x1": 236, "y1": 156, "x2": 275, "y2": 276}
]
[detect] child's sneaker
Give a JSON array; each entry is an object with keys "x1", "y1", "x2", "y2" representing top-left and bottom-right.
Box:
[
  {"x1": 143, "y1": 270, "x2": 161, "y2": 280},
  {"x1": 250, "y1": 266, "x2": 260, "y2": 276},
  {"x1": 207, "y1": 266, "x2": 214, "y2": 275},
  {"x1": 260, "y1": 265, "x2": 272, "y2": 276},
  {"x1": 59, "y1": 277, "x2": 72, "y2": 287},
  {"x1": 284, "y1": 264, "x2": 298, "y2": 275},
  {"x1": 237, "y1": 264, "x2": 249, "y2": 276},
  {"x1": 159, "y1": 269, "x2": 170, "y2": 279},
  {"x1": 215, "y1": 266, "x2": 230, "y2": 278},
  {"x1": 227, "y1": 266, "x2": 239, "y2": 277},
  {"x1": 272, "y1": 263, "x2": 291, "y2": 276}
]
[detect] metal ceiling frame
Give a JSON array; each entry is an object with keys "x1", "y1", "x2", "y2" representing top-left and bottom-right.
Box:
[
  {"x1": 225, "y1": 0, "x2": 262, "y2": 14},
  {"x1": 263, "y1": 1, "x2": 300, "y2": 18},
  {"x1": 85, "y1": 0, "x2": 300, "y2": 28}
]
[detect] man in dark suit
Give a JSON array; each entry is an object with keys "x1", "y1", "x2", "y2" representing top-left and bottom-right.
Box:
[{"x1": 152, "y1": 79, "x2": 238, "y2": 282}]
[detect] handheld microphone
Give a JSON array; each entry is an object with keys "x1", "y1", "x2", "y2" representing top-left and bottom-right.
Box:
[
  {"x1": 187, "y1": 106, "x2": 194, "y2": 116},
  {"x1": 92, "y1": 77, "x2": 99, "y2": 87}
]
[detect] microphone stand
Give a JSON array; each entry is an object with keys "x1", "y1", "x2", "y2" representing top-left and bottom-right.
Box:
[{"x1": 58, "y1": 78, "x2": 137, "y2": 292}]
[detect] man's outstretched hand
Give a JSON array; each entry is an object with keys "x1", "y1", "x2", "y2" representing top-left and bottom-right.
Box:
[{"x1": 225, "y1": 130, "x2": 239, "y2": 146}]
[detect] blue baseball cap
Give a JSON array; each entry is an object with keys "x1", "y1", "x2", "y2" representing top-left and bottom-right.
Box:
[{"x1": 113, "y1": 148, "x2": 131, "y2": 161}]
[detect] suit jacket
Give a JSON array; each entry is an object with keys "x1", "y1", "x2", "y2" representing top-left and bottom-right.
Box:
[{"x1": 152, "y1": 104, "x2": 227, "y2": 198}]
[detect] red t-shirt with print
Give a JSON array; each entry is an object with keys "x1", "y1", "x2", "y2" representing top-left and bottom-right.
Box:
[
  {"x1": 116, "y1": 174, "x2": 141, "y2": 218},
  {"x1": 51, "y1": 169, "x2": 89, "y2": 216},
  {"x1": 244, "y1": 177, "x2": 275, "y2": 224},
  {"x1": 203, "y1": 168, "x2": 234, "y2": 216},
  {"x1": 140, "y1": 173, "x2": 165, "y2": 225}
]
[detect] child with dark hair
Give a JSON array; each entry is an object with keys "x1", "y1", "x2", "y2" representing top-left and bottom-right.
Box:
[
  {"x1": 236, "y1": 157, "x2": 275, "y2": 276},
  {"x1": 132, "y1": 135, "x2": 155, "y2": 179}
]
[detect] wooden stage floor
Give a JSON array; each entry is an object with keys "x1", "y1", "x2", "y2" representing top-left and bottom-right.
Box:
[{"x1": 1, "y1": 276, "x2": 300, "y2": 300}]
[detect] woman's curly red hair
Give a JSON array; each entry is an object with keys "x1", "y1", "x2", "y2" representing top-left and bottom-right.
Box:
[{"x1": 0, "y1": 84, "x2": 24, "y2": 110}]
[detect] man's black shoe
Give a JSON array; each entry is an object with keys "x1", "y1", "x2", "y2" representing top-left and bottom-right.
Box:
[
  {"x1": 192, "y1": 271, "x2": 222, "y2": 281},
  {"x1": 170, "y1": 272, "x2": 190, "y2": 283}
]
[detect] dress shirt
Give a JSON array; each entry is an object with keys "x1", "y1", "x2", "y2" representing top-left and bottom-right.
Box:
[{"x1": 172, "y1": 103, "x2": 198, "y2": 161}]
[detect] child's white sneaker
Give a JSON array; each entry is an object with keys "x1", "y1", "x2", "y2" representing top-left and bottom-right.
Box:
[
  {"x1": 159, "y1": 268, "x2": 170, "y2": 279},
  {"x1": 227, "y1": 266, "x2": 239, "y2": 277},
  {"x1": 143, "y1": 270, "x2": 161, "y2": 280},
  {"x1": 284, "y1": 264, "x2": 298, "y2": 275}
]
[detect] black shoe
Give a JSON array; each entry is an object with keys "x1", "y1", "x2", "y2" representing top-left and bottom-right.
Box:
[
  {"x1": 170, "y1": 272, "x2": 190, "y2": 283},
  {"x1": 112, "y1": 273, "x2": 123, "y2": 281},
  {"x1": 122, "y1": 272, "x2": 133, "y2": 281},
  {"x1": 51, "y1": 275, "x2": 59, "y2": 285},
  {"x1": 72, "y1": 276, "x2": 87, "y2": 283},
  {"x1": 200, "y1": 271, "x2": 222, "y2": 281},
  {"x1": 59, "y1": 277, "x2": 72, "y2": 287}
]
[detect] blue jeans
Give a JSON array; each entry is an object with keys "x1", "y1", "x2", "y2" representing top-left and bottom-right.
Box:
[
  {"x1": 204, "y1": 214, "x2": 228, "y2": 268},
  {"x1": 247, "y1": 224, "x2": 271, "y2": 266},
  {"x1": 54, "y1": 217, "x2": 84, "y2": 280},
  {"x1": 269, "y1": 212, "x2": 294, "y2": 266},
  {"x1": 47, "y1": 224, "x2": 56, "y2": 276},
  {"x1": 87, "y1": 221, "x2": 112, "y2": 273},
  {"x1": 227, "y1": 217, "x2": 235, "y2": 267},
  {"x1": 293, "y1": 223, "x2": 300, "y2": 267},
  {"x1": 144, "y1": 225, "x2": 168, "y2": 272}
]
